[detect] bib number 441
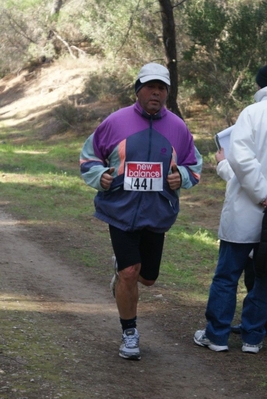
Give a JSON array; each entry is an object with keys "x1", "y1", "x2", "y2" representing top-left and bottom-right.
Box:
[
  {"x1": 132, "y1": 177, "x2": 153, "y2": 191},
  {"x1": 124, "y1": 161, "x2": 163, "y2": 192}
]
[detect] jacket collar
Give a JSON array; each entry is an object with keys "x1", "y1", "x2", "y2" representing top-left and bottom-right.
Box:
[
  {"x1": 254, "y1": 86, "x2": 267, "y2": 103},
  {"x1": 134, "y1": 101, "x2": 167, "y2": 120}
]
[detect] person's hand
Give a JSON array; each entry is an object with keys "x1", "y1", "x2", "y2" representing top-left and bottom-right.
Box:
[
  {"x1": 215, "y1": 148, "x2": 225, "y2": 164},
  {"x1": 100, "y1": 167, "x2": 115, "y2": 190},
  {"x1": 167, "y1": 164, "x2": 181, "y2": 190}
]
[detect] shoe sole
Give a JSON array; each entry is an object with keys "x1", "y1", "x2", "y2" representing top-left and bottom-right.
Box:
[
  {"x1": 242, "y1": 345, "x2": 262, "y2": 354},
  {"x1": 194, "y1": 337, "x2": 228, "y2": 352},
  {"x1": 208, "y1": 343, "x2": 229, "y2": 352},
  {"x1": 119, "y1": 352, "x2": 141, "y2": 360},
  {"x1": 242, "y1": 348, "x2": 260, "y2": 354}
]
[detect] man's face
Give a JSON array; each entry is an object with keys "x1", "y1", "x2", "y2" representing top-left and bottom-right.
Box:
[{"x1": 137, "y1": 80, "x2": 168, "y2": 114}]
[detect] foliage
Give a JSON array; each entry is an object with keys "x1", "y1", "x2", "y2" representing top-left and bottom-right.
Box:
[
  {"x1": 0, "y1": 0, "x2": 267, "y2": 120},
  {"x1": 181, "y1": 0, "x2": 267, "y2": 122},
  {"x1": 59, "y1": 0, "x2": 164, "y2": 66},
  {"x1": 52, "y1": 100, "x2": 80, "y2": 129},
  {"x1": 0, "y1": 0, "x2": 54, "y2": 74}
]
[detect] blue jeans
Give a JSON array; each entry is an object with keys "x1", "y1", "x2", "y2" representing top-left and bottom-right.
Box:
[{"x1": 205, "y1": 240, "x2": 267, "y2": 346}]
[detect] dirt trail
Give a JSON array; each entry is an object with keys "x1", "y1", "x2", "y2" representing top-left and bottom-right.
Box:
[{"x1": 0, "y1": 208, "x2": 261, "y2": 399}]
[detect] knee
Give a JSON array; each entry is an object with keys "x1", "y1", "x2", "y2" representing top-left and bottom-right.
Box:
[{"x1": 120, "y1": 264, "x2": 140, "y2": 282}]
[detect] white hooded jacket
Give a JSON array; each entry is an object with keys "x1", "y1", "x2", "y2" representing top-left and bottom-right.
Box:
[{"x1": 218, "y1": 87, "x2": 267, "y2": 243}]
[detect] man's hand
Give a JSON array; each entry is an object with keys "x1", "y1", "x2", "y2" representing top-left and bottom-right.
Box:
[
  {"x1": 167, "y1": 164, "x2": 181, "y2": 190},
  {"x1": 100, "y1": 167, "x2": 115, "y2": 190},
  {"x1": 215, "y1": 148, "x2": 225, "y2": 164}
]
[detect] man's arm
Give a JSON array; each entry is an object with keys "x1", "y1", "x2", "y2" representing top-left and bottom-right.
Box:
[
  {"x1": 228, "y1": 109, "x2": 267, "y2": 204},
  {"x1": 80, "y1": 133, "x2": 112, "y2": 191},
  {"x1": 216, "y1": 148, "x2": 234, "y2": 182},
  {"x1": 177, "y1": 146, "x2": 202, "y2": 189}
]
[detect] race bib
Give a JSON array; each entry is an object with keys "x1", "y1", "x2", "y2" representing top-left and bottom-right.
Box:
[{"x1": 124, "y1": 161, "x2": 163, "y2": 191}]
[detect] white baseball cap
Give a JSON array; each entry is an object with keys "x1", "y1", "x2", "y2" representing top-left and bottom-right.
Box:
[{"x1": 137, "y1": 62, "x2": 170, "y2": 85}]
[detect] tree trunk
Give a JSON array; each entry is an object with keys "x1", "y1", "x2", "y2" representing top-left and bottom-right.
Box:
[
  {"x1": 51, "y1": 0, "x2": 63, "y2": 16},
  {"x1": 158, "y1": 0, "x2": 183, "y2": 119}
]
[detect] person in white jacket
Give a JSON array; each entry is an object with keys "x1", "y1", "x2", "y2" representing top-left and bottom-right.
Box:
[
  {"x1": 194, "y1": 64, "x2": 267, "y2": 354},
  {"x1": 216, "y1": 149, "x2": 255, "y2": 334}
]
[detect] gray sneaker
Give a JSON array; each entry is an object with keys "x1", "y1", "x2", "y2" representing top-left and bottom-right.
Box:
[
  {"x1": 110, "y1": 255, "x2": 118, "y2": 298},
  {"x1": 119, "y1": 328, "x2": 141, "y2": 360},
  {"x1": 242, "y1": 342, "x2": 263, "y2": 354},
  {"x1": 194, "y1": 330, "x2": 229, "y2": 352}
]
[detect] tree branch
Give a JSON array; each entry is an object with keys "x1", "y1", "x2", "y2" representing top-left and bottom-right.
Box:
[
  {"x1": 173, "y1": 0, "x2": 188, "y2": 9},
  {"x1": 115, "y1": 0, "x2": 142, "y2": 54},
  {"x1": 3, "y1": 10, "x2": 36, "y2": 44},
  {"x1": 51, "y1": 30, "x2": 77, "y2": 58},
  {"x1": 229, "y1": 60, "x2": 251, "y2": 99}
]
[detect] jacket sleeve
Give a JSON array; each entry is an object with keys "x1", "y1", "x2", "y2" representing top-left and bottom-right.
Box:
[
  {"x1": 79, "y1": 133, "x2": 110, "y2": 192},
  {"x1": 228, "y1": 108, "x2": 267, "y2": 204},
  {"x1": 216, "y1": 159, "x2": 234, "y2": 182},
  {"x1": 178, "y1": 146, "x2": 202, "y2": 189}
]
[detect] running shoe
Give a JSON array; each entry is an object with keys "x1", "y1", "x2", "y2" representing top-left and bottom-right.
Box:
[
  {"x1": 110, "y1": 255, "x2": 118, "y2": 298},
  {"x1": 119, "y1": 328, "x2": 141, "y2": 360},
  {"x1": 242, "y1": 342, "x2": 263, "y2": 354},
  {"x1": 194, "y1": 330, "x2": 229, "y2": 352}
]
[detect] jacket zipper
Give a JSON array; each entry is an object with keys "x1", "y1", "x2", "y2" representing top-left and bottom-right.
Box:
[{"x1": 130, "y1": 117, "x2": 153, "y2": 230}]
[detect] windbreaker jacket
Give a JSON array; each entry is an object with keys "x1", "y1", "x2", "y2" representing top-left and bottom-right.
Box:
[
  {"x1": 80, "y1": 101, "x2": 202, "y2": 233},
  {"x1": 219, "y1": 87, "x2": 267, "y2": 243},
  {"x1": 216, "y1": 159, "x2": 234, "y2": 182}
]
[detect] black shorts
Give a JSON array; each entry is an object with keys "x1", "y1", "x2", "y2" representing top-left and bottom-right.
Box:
[{"x1": 109, "y1": 225, "x2": 165, "y2": 281}]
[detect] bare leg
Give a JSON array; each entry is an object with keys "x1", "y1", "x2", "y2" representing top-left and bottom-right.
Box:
[
  {"x1": 115, "y1": 263, "x2": 156, "y2": 318},
  {"x1": 115, "y1": 263, "x2": 140, "y2": 319}
]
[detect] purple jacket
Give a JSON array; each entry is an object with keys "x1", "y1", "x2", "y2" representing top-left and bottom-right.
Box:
[{"x1": 80, "y1": 102, "x2": 202, "y2": 233}]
